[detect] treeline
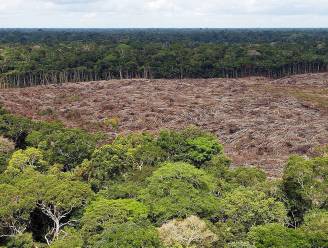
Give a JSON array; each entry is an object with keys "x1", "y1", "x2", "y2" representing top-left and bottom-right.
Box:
[
  {"x1": 2, "y1": 28, "x2": 328, "y2": 44},
  {"x1": 0, "y1": 107, "x2": 327, "y2": 247},
  {"x1": 1, "y1": 29, "x2": 328, "y2": 87}
]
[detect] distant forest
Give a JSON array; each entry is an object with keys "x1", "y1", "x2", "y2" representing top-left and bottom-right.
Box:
[{"x1": 1, "y1": 29, "x2": 328, "y2": 87}]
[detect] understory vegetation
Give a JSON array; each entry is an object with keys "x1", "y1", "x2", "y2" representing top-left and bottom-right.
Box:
[
  {"x1": 2, "y1": 29, "x2": 328, "y2": 87},
  {"x1": 0, "y1": 107, "x2": 327, "y2": 248}
]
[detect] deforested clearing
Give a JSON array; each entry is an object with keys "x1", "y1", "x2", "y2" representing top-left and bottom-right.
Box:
[{"x1": 1, "y1": 73, "x2": 328, "y2": 177}]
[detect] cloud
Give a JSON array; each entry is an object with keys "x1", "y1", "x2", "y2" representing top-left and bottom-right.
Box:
[{"x1": 0, "y1": 0, "x2": 328, "y2": 27}]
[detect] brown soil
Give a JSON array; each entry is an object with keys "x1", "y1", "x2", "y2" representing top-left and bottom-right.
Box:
[{"x1": 1, "y1": 73, "x2": 328, "y2": 177}]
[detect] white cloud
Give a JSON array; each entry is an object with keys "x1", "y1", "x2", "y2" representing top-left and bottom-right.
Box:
[{"x1": 0, "y1": 0, "x2": 328, "y2": 27}]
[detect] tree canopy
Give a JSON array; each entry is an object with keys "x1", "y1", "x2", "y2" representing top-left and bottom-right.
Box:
[
  {"x1": 0, "y1": 108, "x2": 327, "y2": 247},
  {"x1": 2, "y1": 29, "x2": 328, "y2": 88}
]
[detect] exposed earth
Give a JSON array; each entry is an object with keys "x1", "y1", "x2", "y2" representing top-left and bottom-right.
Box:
[{"x1": 1, "y1": 73, "x2": 328, "y2": 177}]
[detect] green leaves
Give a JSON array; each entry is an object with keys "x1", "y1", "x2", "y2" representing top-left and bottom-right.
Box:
[
  {"x1": 89, "y1": 143, "x2": 132, "y2": 184},
  {"x1": 82, "y1": 198, "x2": 148, "y2": 227},
  {"x1": 81, "y1": 198, "x2": 149, "y2": 246},
  {"x1": 7, "y1": 147, "x2": 48, "y2": 173},
  {"x1": 0, "y1": 183, "x2": 37, "y2": 237},
  {"x1": 301, "y1": 210, "x2": 328, "y2": 248},
  {"x1": 248, "y1": 224, "x2": 311, "y2": 248},
  {"x1": 139, "y1": 162, "x2": 218, "y2": 225},
  {"x1": 282, "y1": 155, "x2": 328, "y2": 224},
  {"x1": 37, "y1": 174, "x2": 93, "y2": 210},
  {"x1": 1, "y1": 109, "x2": 327, "y2": 248},
  {"x1": 216, "y1": 187, "x2": 287, "y2": 238},
  {"x1": 157, "y1": 127, "x2": 224, "y2": 167},
  {"x1": 186, "y1": 136, "x2": 223, "y2": 166},
  {"x1": 38, "y1": 129, "x2": 97, "y2": 170},
  {"x1": 94, "y1": 222, "x2": 161, "y2": 248}
]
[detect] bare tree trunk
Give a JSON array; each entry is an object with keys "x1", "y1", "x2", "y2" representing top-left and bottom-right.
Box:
[{"x1": 38, "y1": 203, "x2": 74, "y2": 246}]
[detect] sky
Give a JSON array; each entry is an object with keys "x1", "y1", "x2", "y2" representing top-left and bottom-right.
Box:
[{"x1": 1, "y1": 0, "x2": 328, "y2": 28}]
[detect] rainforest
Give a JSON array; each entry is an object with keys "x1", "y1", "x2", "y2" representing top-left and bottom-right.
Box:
[
  {"x1": 1, "y1": 29, "x2": 328, "y2": 88},
  {"x1": 0, "y1": 29, "x2": 327, "y2": 248}
]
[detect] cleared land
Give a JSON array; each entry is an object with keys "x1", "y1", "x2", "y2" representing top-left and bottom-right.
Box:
[{"x1": 1, "y1": 73, "x2": 328, "y2": 177}]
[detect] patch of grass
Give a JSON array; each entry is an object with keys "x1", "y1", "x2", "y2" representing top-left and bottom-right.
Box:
[
  {"x1": 254, "y1": 85, "x2": 328, "y2": 110},
  {"x1": 67, "y1": 94, "x2": 81, "y2": 102},
  {"x1": 291, "y1": 90, "x2": 328, "y2": 109},
  {"x1": 103, "y1": 117, "x2": 120, "y2": 131},
  {"x1": 54, "y1": 94, "x2": 81, "y2": 104},
  {"x1": 313, "y1": 144, "x2": 328, "y2": 156}
]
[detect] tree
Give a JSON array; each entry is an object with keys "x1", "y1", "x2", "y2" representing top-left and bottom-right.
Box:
[
  {"x1": 158, "y1": 215, "x2": 217, "y2": 248},
  {"x1": 0, "y1": 183, "x2": 36, "y2": 238},
  {"x1": 226, "y1": 167, "x2": 267, "y2": 188},
  {"x1": 156, "y1": 127, "x2": 224, "y2": 167},
  {"x1": 0, "y1": 135, "x2": 15, "y2": 173},
  {"x1": 87, "y1": 132, "x2": 166, "y2": 189},
  {"x1": 203, "y1": 154, "x2": 231, "y2": 179},
  {"x1": 216, "y1": 187, "x2": 287, "y2": 238},
  {"x1": 34, "y1": 129, "x2": 97, "y2": 170},
  {"x1": 0, "y1": 114, "x2": 33, "y2": 148},
  {"x1": 301, "y1": 210, "x2": 328, "y2": 248},
  {"x1": 282, "y1": 155, "x2": 328, "y2": 226},
  {"x1": 247, "y1": 223, "x2": 311, "y2": 248},
  {"x1": 81, "y1": 198, "x2": 148, "y2": 246},
  {"x1": 89, "y1": 143, "x2": 132, "y2": 186},
  {"x1": 5, "y1": 233, "x2": 35, "y2": 248},
  {"x1": 50, "y1": 228, "x2": 83, "y2": 248},
  {"x1": 113, "y1": 132, "x2": 167, "y2": 169},
  {"x1": 18, "y1": 172, "x2": 93, "y2": 245},
  {"x1": 7, "y1": 147, "x2": 48, "y2": 173},
  {"x1": 226, "y1": 241, "x2": 256, "y2": 248},
  {"x1": 94, "y1": 222, "x2": 161, "y2": 248},
  {"x1": 139, "y1": 162, "x2": 218, "y2": 225}
]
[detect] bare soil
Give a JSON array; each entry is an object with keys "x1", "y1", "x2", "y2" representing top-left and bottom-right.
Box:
[{"x1": 1, "y1": 73, "x2": 328, "y2": 177}]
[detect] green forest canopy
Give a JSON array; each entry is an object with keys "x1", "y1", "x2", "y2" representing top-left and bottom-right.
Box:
[
  {"x1": 0, "y1": 107, "x2": 327, "y2": 247},
  {"x1": 1, "y1": 29, "x2": 328, "y2": 87}
]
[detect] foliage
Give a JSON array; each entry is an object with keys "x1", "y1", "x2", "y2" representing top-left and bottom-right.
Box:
[
  {"x1": 33, "y1": 129, "x2": 97, "y2": 170},
  {"x1": 0, "y1": 136, "x2": 15, "y2": 173},
  {"x1": 157, "y1": 127, "x2": 224, "y2": 166},
  {"x1": 7, "y1": 147, "x2": 48, "y2": 173},
  {"x1": 37, "y1": 175, "x2": 92, "y2": 244},
  {"x1": 247, "y1": 223, "x2": 311, "y2": 248},
  {"x1": 0, "y1": 183, "x2": 36, "y2": 237},
  {"x1": 94, "y1": 222, "x2": 162, "y2": 248},
  {"x1": 0, "y1": 114, "x2": 34, "y2": 148},
  {"x1": 87, "y1": 132, "x2": 167, "y2": 189},
  {"x1": 114, "y1": 132, "x2": 167, "y2": 168},
  {"x1": 5, "y1": 233, "x2": 35, "y2": 248},
  {"x1": 13, "y1": 171, "x2": 93, "y2": 245},
  {"x1": 81, "y1": 198, "x2": 148, "y2": 245},
  {"x1": 282, "y1": 155, "x2": 328, "y2": 225},
  {"x1": 103, "y1": 117, "x2": 120, "y2": 131},
  {"x1": 225, "y1": 241, "x2": 256, "y2": 248},
  {"x1": 216, "y1": 187, "x2": 287, "y2": 238},
  {"x1": 226, "y1": 167, "x2": 267, "y2": 188},
  {"x1": 89, "y1": 144, "x2": 132, "y2": 186},
  {"x1": 0, "y1": 107, "x2": 328, "y2": 247},
  {"x1": 139, "y1": 162, "x2": 218, "y2": 225},
  {"x1": 50, "y1": 228, "x2": 83, "y2": 248},
  {"x1": 203, "y1": 154, "x2": 231, "y2": 179},
  {"x1": 96, "y1": 165, "x2": 159, "y2": 200},
  {"x1": 2, "y1": 29, "x2": 328, "y2": 88},
  {"x1": 301, "y1": 210, "x2": 328, "y2": 248},
  {"x1": 158, "y1": 215, "x2": 217, "y2": 248}
]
